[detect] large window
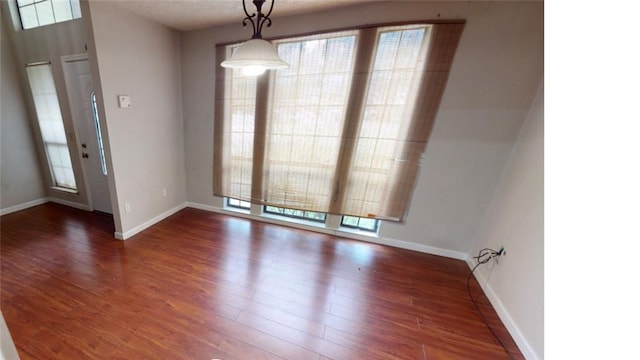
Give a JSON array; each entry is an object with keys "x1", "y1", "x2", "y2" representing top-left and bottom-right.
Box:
[
  {"x1": 26, "y1": 62, "x2": 77, "y2": 189},
  {"x1": 214, "y1": 22, "x2": 464, "y2": 222},
  {"x1": 17, "y1": 0, "x2": 82, "y2": 30}
]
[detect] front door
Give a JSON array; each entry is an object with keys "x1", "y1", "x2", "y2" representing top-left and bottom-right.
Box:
[{"x1": 63, "y1": 55, "x2": 112, "y2": 214}]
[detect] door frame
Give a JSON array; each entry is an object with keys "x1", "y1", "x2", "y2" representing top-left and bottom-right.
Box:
[{"x1": 61, "y1": 53, "x2": 107, "y2": 213}]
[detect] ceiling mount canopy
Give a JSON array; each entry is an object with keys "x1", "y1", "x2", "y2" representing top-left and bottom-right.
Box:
[{"x1": 221, "y1": 0, "x2": 288, "y2": 76}]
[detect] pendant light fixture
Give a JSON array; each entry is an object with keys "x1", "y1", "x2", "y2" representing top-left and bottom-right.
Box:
[{"x1": 221, "y1": 0, "x2": 288, "y2": 76}]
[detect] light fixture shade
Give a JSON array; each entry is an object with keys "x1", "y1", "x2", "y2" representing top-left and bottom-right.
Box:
[{"x1": 221, "y1": 39, "x2": 288, "y2": 71}]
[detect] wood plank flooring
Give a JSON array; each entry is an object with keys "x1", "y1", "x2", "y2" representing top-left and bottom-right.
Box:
[{"x1": 1, "y1": 203, "x2": 523, "y2": 359}]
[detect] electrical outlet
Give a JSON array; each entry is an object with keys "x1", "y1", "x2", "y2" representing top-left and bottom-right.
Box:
[
  {"x1": 163, "y1": 188, "x2": 167, "y2": 197},
  {"x1": 493, "y1": 246, "x2": 506, "y2": 265},
  {"x1": 125, "y1": 203, "x2": 131, "y2": 213}
]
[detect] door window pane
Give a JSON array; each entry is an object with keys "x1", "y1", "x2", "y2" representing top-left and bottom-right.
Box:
[{"x1": 91, "y1": 92, "x2": 107, "y2": 175}]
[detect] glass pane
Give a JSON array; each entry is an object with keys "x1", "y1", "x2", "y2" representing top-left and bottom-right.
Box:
[
  {"x1": 19, "y1": 5, "x2": 39, "y2": 29},
  {"x1": 265, "y1": 205, "x2": 326, "y2": 222},
  {"x1": 283, "y1": 208, "x2": 302, "y2": 217},
  {"x1": 70, "y1": 0, "x2": 82, "y2": 18},
  {"x1": 344, "y1": 26, "x2": 427, "y2": 216},
  {"x1": 26, "y1": 64, "x2": 77, "y2": 190},
  {"x1": 304, "y1": 211, "x2": 326, "y2": 221},
  {"x1": 342, "y1": 216, "x2": 359, "y2": 227},
  {"x1": 341, "y1": 215, "x2": 378, "y2": 232},
  {"x1": 226, "y1": 48, "x2": 257, "y2": 201},
  {"x1": 35, "y1": 0, "x2": 55, "y2": 27},
  {"x1": 266, "y1": 32, "x2": 356, "y2": 212},
  {"x1": 358, "y1": 218, "x2": 377, "y2": 231},
  {"x1": 61, "y1": 167, "x2": 76, "y2": 188},
  {"x1": 265, "y1": 206, "x2": 283, "y2": 214},
  {"x1": 46, "y1": 143, "x2": 62, "y2": 167},
  {"x1": 91, "y1": 93, "x2": 107, "y2": 175},
  {"x1": 47, "y1": 144, "x2": 76, "y2": 188},
  {"x1": 19, "y1": 0, "x2": 81, "y2": 30},
  {"x1": 228, "y1": 198, "x2": 250, "y2": 209},
  {"x1": 52, "y1": 0, "x2": 73, "y2": 22}
]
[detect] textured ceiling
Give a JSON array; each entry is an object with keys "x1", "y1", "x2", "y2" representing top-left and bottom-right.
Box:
[{"x1": 106, "y1": 0, "x2": 379, "y2": 31}]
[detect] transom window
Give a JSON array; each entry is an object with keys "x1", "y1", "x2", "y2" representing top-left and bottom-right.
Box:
[{"x1": 17, "y1": 0, "x2": 82, "y2": 30}]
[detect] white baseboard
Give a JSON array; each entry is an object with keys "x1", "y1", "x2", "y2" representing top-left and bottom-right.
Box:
[
  {"x1": 48, "y1": 197, "x2": 91, "y2": 211},
  {"x1": 466, "y1": 258, "x2": 540, "y2": 360},
  {"x1": 1, "y1": 311, "x2": 20, "y2": 360},
  {"x1": 358, "y1": 234, "x2": 468, "y2": 260},
  {"x1": 185, "y1": 202, "x2": 218, "y2": 212},
  {"x1": 1, "y1": 197, "x2": 90, "y2": 216},
  {"x1": 0, "y1": 198, "x2": 49, "y2": 216},
  {"x1": 187, "y1": 201, "x2": 339, "y2": 234},
  {"x1": 186, "y1": 201, "x2": 467, "y2": 260},
  {"x1": 1, "y1": 197, "x2": 91, "y2": 216},
  {"x1": 115, "y1": 202, "x2": 188, "y2": 240}
]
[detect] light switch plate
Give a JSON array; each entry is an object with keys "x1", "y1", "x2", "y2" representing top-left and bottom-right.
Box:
[{"x1": 118, "y1": 95, "x2": 132, "y2": 108}]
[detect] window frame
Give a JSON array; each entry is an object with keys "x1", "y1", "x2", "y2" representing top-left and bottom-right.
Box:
[
  {"x1": 16, "y1": 0, "x2": 82, "y2": 30},
  {"x1": 226, "y1": 197, "x2": 251, "y2": 210},
  {"x1": 263, "y1": 205, "x2": 327, "y2": 223},
  {"x1": 223, "y1": 197, "x2": 379, "y2": 235},
  {"x1": 90, "y1": 92, "x2": 108, "y2": 176},
  {"x1": 214, "y1": 21, "x2": 465, "y2": 223},
  {"x1": 340, "y1": 215, "x2": 380, "y2": 233},
  {"x1": 25, "y1": 61, "x2": 78, "y2": 191}
]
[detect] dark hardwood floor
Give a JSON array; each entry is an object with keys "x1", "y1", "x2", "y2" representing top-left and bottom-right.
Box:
[{"x1": 1, "y1": 203, "x2": 523, "y2": 359}]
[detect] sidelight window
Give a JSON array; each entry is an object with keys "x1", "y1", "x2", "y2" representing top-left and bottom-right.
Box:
[{"x1": 26, "y1": 62, "x2": 77, "y2": 189}]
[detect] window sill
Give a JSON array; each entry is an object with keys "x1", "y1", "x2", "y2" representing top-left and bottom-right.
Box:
[
  {"x1": 51, "y1": 186, "x2": 78, "y2": 194},
  {"x1": 223, "y1": 206, "x2": 250, "y2": 215}
]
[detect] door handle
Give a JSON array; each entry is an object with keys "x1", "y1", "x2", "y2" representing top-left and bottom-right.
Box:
[{"x1": 82, "y1": 152, "x2": 89, "y2": 158}]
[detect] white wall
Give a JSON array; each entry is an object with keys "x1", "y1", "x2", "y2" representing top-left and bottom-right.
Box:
[
  {"x1": 182, "y1": 1, "x2": 543, "y2": 254},
  {"x1": 85, "y1": 1, "x2": 186, "y2": 237},
  {"x1": 0, "y1": 3, "x2": 90, "y2": 208},
  {"x1": 0, "y1": 311, "x2": 20, "y2": 360},
  {"x1": 470, "y1": 83, "x2": 544, "y2": 359},
  {"x1": 1, "y1": 8, "x2": 47, "y2": 213},
  {"x1": 2, "y1": 1, "x2": 543, "y2": 355},
  {"x1": 182, "y1": 5, "x2": 543, "y2": 354}
]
